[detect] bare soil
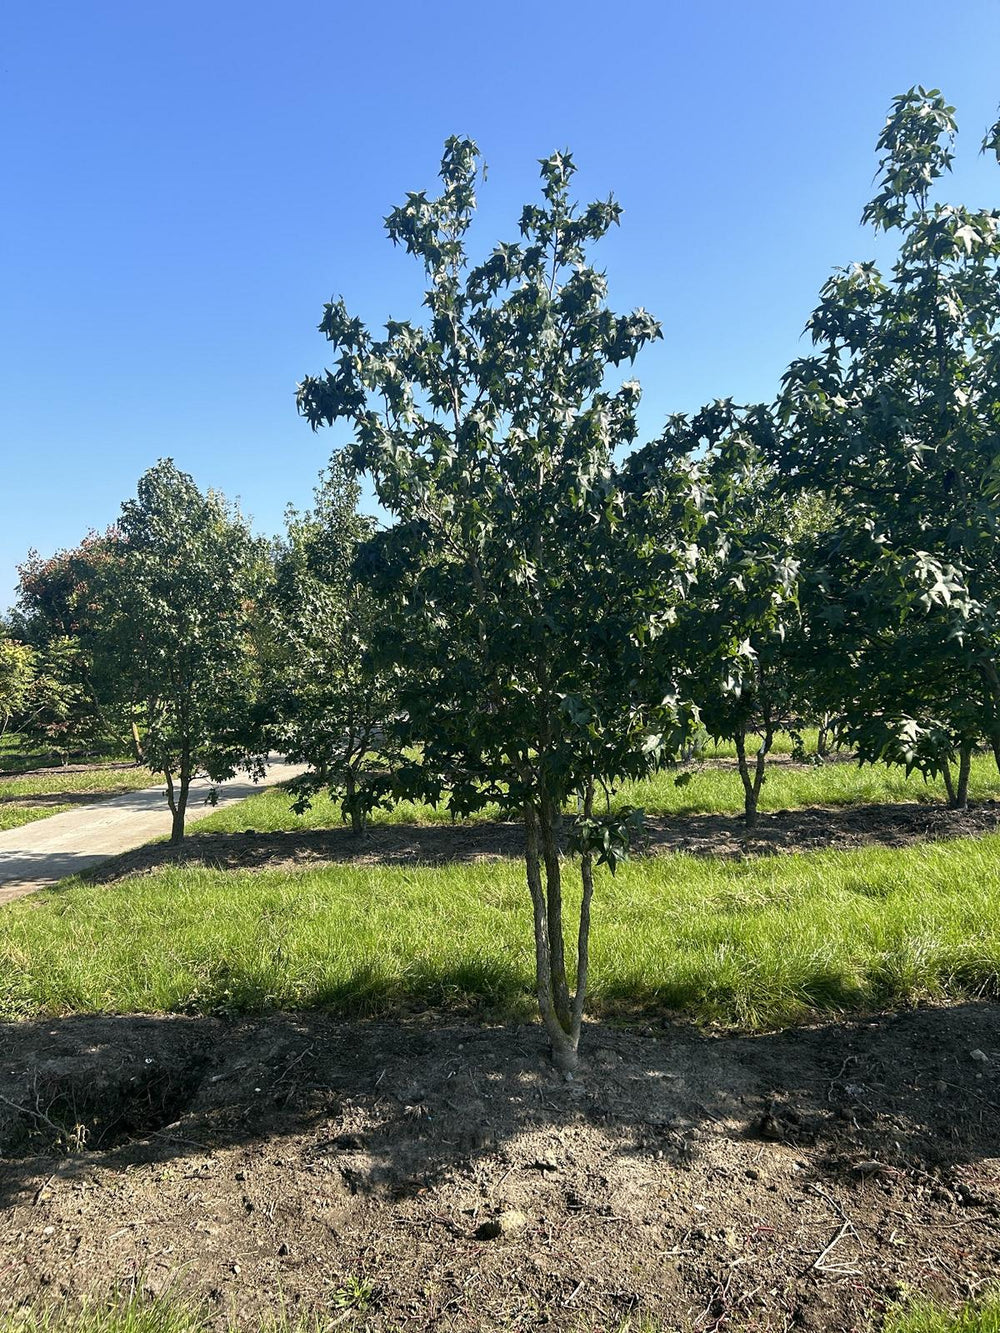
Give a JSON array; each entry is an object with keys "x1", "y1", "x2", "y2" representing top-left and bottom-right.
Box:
[
  {"x1": 79, "y1": 799, "x2": 1000, "y2": 886},
  {"x1": 2, "y1": 1004, "x2": 999, "y2": 1331}
]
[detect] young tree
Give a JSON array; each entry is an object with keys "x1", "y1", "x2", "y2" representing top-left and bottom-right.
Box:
[
  {"x1": 0, "y1": 635, "x2": 36, "y2": 744},
  {"x1": 298, "y1": 141, "x2": 704, "y2": 1071},
  {"x1": 628, "y1": 402, "x2": 809, "y2": 827},
  {"x1": 778, "y1": 90, "x2": 1000, "y2": 803},
  {"x1": 269, "y1": 454, "x2": 396, "y2": 834},
  {"x1": 100, "y1": 460, "x2": 270, "y2": 842}
]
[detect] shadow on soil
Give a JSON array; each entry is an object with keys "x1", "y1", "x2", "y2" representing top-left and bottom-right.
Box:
[
  {"x1": 2, "y1": 1003, "x2": 999, "y2": 1329},
  {"x1": 1, "y1": 1000, "x2": 997, "y2": 1203}
]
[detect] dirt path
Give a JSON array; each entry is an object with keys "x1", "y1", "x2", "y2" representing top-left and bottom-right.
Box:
[{"x1": 0, "y1": 761, "x2": 306, "y2": 906}]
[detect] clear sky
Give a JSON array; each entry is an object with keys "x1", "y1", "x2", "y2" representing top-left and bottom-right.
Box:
[{"x1": 2, "y1": 0, "x2": 998, "y2": 611}]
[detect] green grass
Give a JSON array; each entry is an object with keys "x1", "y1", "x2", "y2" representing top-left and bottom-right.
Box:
[
  {"x1": 0, "y1": 1296, "x2": 338, "y2": 1333},
  {"x1": 884, "y1": 1293, "x2": 1000, "y2": 1333},
  {"x1": 5, "y1": 1290, "x2": 999, "y2": 1333},
  {"x1": 0, "y1": 766, "x2": 154, "y2": 802},
  {"x1": 699, "y1": 726, "x2": 823, "y2": 758},
  {"x1": 0, "y1": 765, "x2": 155, "y2": 832},
  {"x1": 192, "y1": 751, "x2": 1000, "y2": 837},
  {"x1": 0, "y1": 733, "x2": 133, "y2": 775},
  {"x1": 0, "y1": 1298, "x2": 205, "y2": 1333},
  {"x1": 622, "y1": 751, "x2": 1000, "y2": 817},
  {"x1": 0, "y1": 802, "x2": 76, "y2": 831},
  {"x1": 5, "y1": 831, "x2": 1000, "y2": 1027}
]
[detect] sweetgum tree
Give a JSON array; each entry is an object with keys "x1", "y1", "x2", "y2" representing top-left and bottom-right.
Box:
[
  {"x1": 0, "y1": 635, "x2": 36, "y2": 742},
  {"x1": 779, "y1": 90, "x2": 1000, "y2": 802},
  {"x1": 269, "y1": 453, "x2": 396, "y2": 834},
  {"x1": 626, "y1": 401, "x2": 817, "y2": 827},
  {"x1": 298, "y1": 141, "x2": 703, "y2": 1070}
]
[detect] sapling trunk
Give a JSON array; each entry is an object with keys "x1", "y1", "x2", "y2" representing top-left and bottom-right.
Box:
[
  {"x1": 164, "y1": 758, "x2": 191, "y2": 844},
  {"x1": 734, "y1": 724, "x2": 772, "y2": 829},
  {"x1": 955, "y1": 740, "x2": 973, "y2": 810},
  {"x1": 539, "y1": 795, "x2": 572, "y2": 1030},
  {"x1": 523, "y1": 792, "x2": 594, "y2": 1074},
  {"x1": 345, "y1": 769, "x2": 365, "y2": 836},
  {"x1": 941, "y1": 756, "x2": 957, "y2": 807},
  {"x1": 817, "y1": 715, "x2": 830, "y2": 759}
]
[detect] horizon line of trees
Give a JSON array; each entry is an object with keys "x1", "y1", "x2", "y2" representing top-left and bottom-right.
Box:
[{"x1": 2, "y1": 87, "x2": 998, "y2": 1069}]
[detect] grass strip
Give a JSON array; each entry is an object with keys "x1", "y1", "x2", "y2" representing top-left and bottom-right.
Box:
[
  {"x1": 0, "y1": 768, "x2": 155, "y2": 802},
  {"x1": 0, "y1": 767, "x2": 156, "y2": 832},
  {"x1": 3, "y1": 832, "x2": 1000, "y2": 1027},
  {"x1": 0, "y1": 803, "x2": 75, "y2": 832},
  {"x1": 192, "y1": 754, "x2": 1000, "y2": 837}
]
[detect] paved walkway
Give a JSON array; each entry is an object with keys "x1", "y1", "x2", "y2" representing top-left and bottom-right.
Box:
[{"x1": 0, "y1": 760, "x2": 307, "y2": 906}]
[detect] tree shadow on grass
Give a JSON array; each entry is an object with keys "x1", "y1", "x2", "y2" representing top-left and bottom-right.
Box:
[
  {"x1": 1, "y1": 998, "x2": 999, "y2": 1328},
  {"x1": 65, "y1": 799, "x2": 1000, "y2": 892}
]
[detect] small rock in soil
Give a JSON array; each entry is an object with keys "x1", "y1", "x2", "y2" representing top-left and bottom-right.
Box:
[{"x1": 475, "y1": 1209, "x2": 529, "y2": 1240}]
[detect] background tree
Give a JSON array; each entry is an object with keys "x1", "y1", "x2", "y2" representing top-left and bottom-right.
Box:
[
  {"x1": 298, "y1": 140, "x2": 704, "y2": 1071},
  {"x1": 628, "y1": 401, "x2": 808, "y2": 827},
  {"x1": 0, "y1": 635, "x2": 36, "y2": 745},
  {"x1": 777, "y1": 89, "x2": 1000, "y2": 805},
  {"x1": 99, "y1": 460, "x2": 270, "y2": 842},
  {"x1": 269, "y1": 453, "x2": 396, "y2": 834},
  {"x1": 11, "y1": 533, "x2": 127, "y2": 760}
]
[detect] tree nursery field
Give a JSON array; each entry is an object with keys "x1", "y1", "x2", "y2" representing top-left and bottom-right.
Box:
[{"x1": 4, "y1": 83, "x2": 1000, "y2": 1333}]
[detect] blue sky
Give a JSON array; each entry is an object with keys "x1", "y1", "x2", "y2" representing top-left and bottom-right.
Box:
[{"x1": 2, "y1": 0, "x2": 998, "y2": 611}]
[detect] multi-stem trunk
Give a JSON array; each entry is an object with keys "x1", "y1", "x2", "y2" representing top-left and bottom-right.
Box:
[
  {"x1": 941, "y1": 755, "x2": 957, "y2": 808},
  {"x1": 817, "y1": 714, "x2": 830, "y2": 759},
  {"x1": 734, "y1": 722, "x2": 773, "y2": 829},
  {"x1": 523, "y1": 787, "x2": 595, "y2": 1074},
  {"x1": 164, "y1": 744, "x2": 192, "y2": 844}
]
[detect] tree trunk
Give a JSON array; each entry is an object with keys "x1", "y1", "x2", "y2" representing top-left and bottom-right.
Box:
[
  {"x1": 817, "y1": 715, "x2": 830, "y2": 759},
  {"x1": 955, "y1": 739, "x2": 973, "y2": 810},
  {"x1": 130, "y1": 722, "x2": 144, "y2": 766},
  {"x1": 539, "y1": 795, "x2": 572, "y2": 1031},
  {"x1": 164, "y1": 764, "x2": 191, "y2": 844},
  {"x1": 734, "y1": 729, "x2": 755, "y2": 826},
  {"x1": 170, "y1": 788, "x2": 188, "y2": 844},
  {"x1": 523, "y1": 794, "x2": 592, "y2": 1074},
  {"x1": 941, "y1": 756, "x2": 957, "y2": 807},
  {"x1": 734, "y1": 725, "x2": 772, "y2": 829},
  {"x1": 345, "y1": 769, "x2": 365, "y2": 836}
]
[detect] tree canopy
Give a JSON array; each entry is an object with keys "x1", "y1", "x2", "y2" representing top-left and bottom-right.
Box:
[{"x1": 298, "y1": 140, "x2": 705, "y2": 1068}]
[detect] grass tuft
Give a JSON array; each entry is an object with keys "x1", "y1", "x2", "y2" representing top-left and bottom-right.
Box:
[{"x1": 883, "y1": 1292, "x2": 1000, "y2": 1332}]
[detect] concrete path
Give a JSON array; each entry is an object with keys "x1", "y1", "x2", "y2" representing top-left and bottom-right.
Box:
[{"x1": 0, "y1": 760, "x2": 307, "y2": 906}]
